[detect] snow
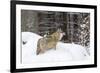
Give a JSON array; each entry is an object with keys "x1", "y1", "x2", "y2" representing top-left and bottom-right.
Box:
[{"x1": 22, "y1": 32, "x2": 89, "y2": 64}]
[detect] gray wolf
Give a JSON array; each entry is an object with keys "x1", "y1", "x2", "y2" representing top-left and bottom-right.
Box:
[{"x1": 36, "y1": 28, "x2": 65, "y2": 55}]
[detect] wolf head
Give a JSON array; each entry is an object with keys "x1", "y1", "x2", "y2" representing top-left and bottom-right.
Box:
[{"x1": 57, "y1": 28, "x2": 65, "y2": 40}]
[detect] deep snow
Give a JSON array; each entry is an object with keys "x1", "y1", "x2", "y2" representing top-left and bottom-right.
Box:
[{"x1": 22, "y1": 32, "x2": 89, "y2": 64}]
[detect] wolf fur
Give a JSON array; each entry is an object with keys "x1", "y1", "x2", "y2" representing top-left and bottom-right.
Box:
[{"x1": 36, "y1": 29, "x2": 65, "y2": 55}]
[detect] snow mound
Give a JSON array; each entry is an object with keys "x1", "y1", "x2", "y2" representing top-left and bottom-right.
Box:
[{"x1": 22, "y1": 32, "x2": 89, "y2": 64}]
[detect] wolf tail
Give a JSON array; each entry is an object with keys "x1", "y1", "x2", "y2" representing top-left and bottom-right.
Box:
[
  {"x1": 36, "y1": 48, "x2": 41, "y2": 55},
  {"x1": 36, "y1": 39, "x2": 41, "y2": 55}
]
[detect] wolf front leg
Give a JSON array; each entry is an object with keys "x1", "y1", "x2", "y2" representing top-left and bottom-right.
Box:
[
  {"x1": 53, "y1": 44, "x2": 57, "y2": 50},
  {"x1": 55, "y1": 46, "x2": 56, "y2": 50},
  {"x1": 54, "y1": 42, "x2": 58, "y2": 50}
]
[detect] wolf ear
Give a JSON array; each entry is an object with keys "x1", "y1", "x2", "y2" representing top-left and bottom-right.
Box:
[{"x1": 57, "y1": 28, "x2": 62, "y2": 32}]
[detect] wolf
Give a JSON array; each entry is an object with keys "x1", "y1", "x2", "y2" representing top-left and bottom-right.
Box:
[{"x1": 36, "y1": 28, "x2": 65, "y2": 55}]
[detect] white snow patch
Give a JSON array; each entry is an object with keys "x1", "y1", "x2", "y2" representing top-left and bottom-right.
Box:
[{"x1": 22, "y1": 32, "x2": 89, "y2": 64}]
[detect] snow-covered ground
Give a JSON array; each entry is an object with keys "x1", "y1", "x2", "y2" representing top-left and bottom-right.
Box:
[{"x1": 22, "y1": 32, "x2": 90, "y2": 64}]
